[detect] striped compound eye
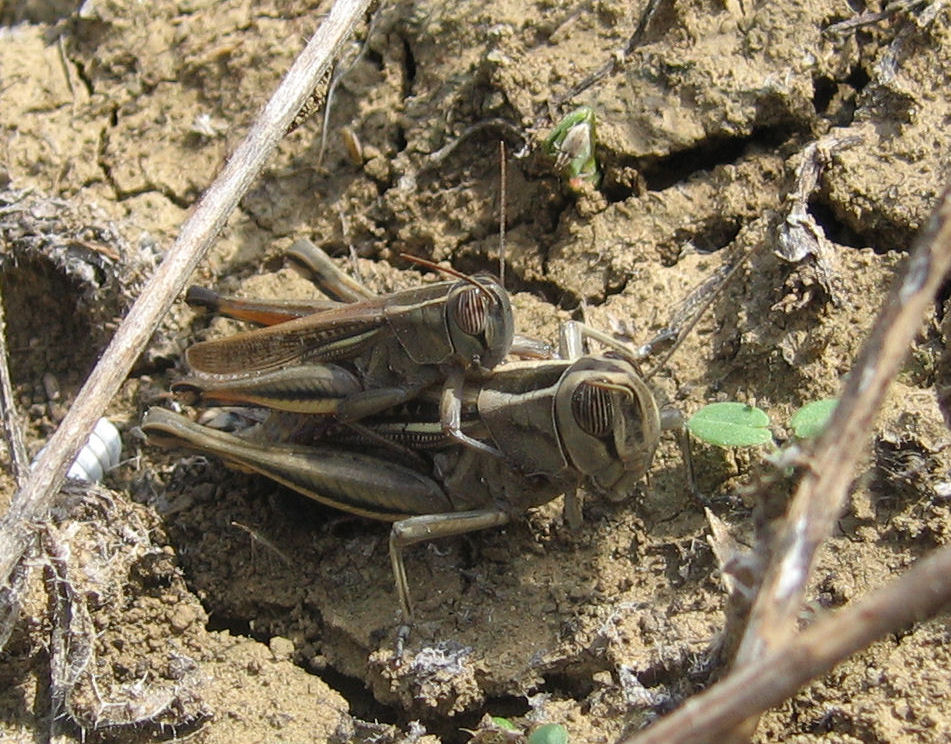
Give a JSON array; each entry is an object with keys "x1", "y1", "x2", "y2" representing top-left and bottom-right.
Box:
[
  {"x1": 452, "y1": 286, "x2": 489, "y2": 336},
  {"x1": 571, "y1": 382, "x2": 614, "y2": 438}
]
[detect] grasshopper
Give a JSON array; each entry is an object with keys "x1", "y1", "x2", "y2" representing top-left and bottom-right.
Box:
[
  {"x1": 143, "y1": 321, "x2": 685, "y2": 623},
  {"x1": 146, "y1": 245, "x2": 748, "y2": 624},
  {"x1": 173, "y1": 239, "x2": 515, "y2": 455}
]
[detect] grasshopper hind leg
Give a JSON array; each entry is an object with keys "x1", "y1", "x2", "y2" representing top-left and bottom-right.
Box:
[
  {"x1": 184, "y1": 286, "x2": 343, "y2": 326},
  {"x1": 389, "y1": 509, "x2": 510, "y2": 627},
  {"x1": 286, "y1": 238, "x2": 376, "y2": 303}
]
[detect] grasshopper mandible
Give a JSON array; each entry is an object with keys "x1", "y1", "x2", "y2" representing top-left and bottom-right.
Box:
[{"x1": 173, "y1": 239, "x2": 515, "y2": 455}]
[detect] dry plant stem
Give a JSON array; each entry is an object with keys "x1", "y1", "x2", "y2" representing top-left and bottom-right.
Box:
[
  {"x1": 622, "y1": 538, "x2": 951, "y2": 744},
  {"x1": 0, "y1": 284, "x2": 29, "y2": 485},
  {"x1": 724, "y1": 181, "x2": 951, "y2": 739},
  {"x1": 623, "y1": 180, "x2": 951, "y2": 744},
  {"x1": 0, "y1": 0, "x2": 372, "y2": 621},
  {"x1": 535, "y1": 0, "x2": 662, "y2": 128},
  {"x1": 231, "y1": 521, "x2": 293, "y2": 566},
  {"x1": 0, "y1": 282, "x2": 30, "y2": 651},
  {"x1": 825, "y1": 0, "x2": 935, "y2": 34},
  {"x1": 499, "y1": 140, "x2": 507, "y2": 288}
]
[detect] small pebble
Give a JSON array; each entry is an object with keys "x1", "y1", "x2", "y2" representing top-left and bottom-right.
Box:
[{"x1": 269, "y1": 636, "x2": 295, "y2": 660}]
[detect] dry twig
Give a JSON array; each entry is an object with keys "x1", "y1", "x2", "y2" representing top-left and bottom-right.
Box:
[
  {"x1": 231, "y1": 521, "x2": 294, "y2": 566},
  {"x1": 825, "y1": 0, "x2": 940, "y2": 34},
  {"x1": 0, "y1": 282, "x2": 29, "y2": 485},
  {"x1": 0, "y1": 0, "x2": 373, "y2": 646},
  {"x1": 622, "y1": 181, "x2": 951, "y2": 742},
  {"x1": 533, "y1": 0, "x2": 664, "y2": 129},
  {"x1": 623, "y1": 534, "x2": 951, "y2": 744},
  {"x1": 0, "y1": 281, "x2": 31, "y2": 654}
]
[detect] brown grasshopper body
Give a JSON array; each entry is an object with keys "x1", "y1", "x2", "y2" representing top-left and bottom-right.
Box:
[
  {"x1": 354, "y1": 354, "x2": 662, "y2": 501},
  {"x1": 174, "y1": 240, "x2": 514, "y2": 453},
  {"x1": 146, "y1": 242, "x2": 741, "y2": 623},
  {"x1": 143, "y1": 347, "x2": 665, "y2": 621}
]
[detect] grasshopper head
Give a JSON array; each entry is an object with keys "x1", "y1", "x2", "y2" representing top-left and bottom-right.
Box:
[
  {"x1": 446, "y1": 274, "x2": 514, "y2": 373},
  {"x1": 554, "y1": 356, "x2": 661, "y2": 498}
]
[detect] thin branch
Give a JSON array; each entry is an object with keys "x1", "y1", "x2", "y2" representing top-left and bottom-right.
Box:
[
  {"x1": 727, "y1": 179, "x2": 951, "y2": 737},
  {"x1": 424, "y1": 118, "x2": 527, "y2": 168},
  {"x1": 0, "y1": 283, "x2": 29, "y2": 485},
  {"x1": 622, "y1": 180, "x2": 951, "y2": 742},
  {"x1": 824, "y1": 0, "x2": 936, "y2": 35},
  {"x1": 622, "y1": 537, "x2": 951, "y2": 744},
  {"x1": 314, "y1": 4, "x2": 383, "y2": 166},
  {"x1": 533, "y1": 0, "x2": 664, "y2": 130},
  {"x1": 231, "y1": 521, "x2": 293, "y2": 566},
  {"x1": 0, "y1": 0, "x2": 372, "y2": 633}
]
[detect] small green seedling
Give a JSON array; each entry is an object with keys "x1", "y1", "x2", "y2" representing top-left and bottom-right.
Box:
[
  {"x1": 789, "y1": 398, "x2": 838, "y2": 439},
  {"x1": 544, "y1": 106, "x2": 600, "y2": 190},
  {"x1": 686, "y1": 402, "x2": 772, "y2": 448},
  {"x1": 463, "y1": 715, "x2": 523, "y2": 744},
  {"x1": 527, "y1": 723, "x2": 568, "y2": 744},
  {"x1": 490, "y1": 717, "x2": 518, "y2": 731},
  {"x1": 686, "y1": 399, "x2": 838, "y2": 449},
  {"x1": 465, "y1": 716, "x2": 565, "y2": 744}
]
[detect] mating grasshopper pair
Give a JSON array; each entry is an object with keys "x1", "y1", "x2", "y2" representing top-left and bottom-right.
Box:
[{"x1": 143, "y1": 240, "x2": 684, "y2": 623}]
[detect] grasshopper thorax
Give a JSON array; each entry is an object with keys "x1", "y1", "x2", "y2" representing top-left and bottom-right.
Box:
[
  {"x1": 555, "y1": 356, "x2": 661, "y2": 498},
  {"x1": 446, "y1": 275, "x2": 514, "y2": 373}
]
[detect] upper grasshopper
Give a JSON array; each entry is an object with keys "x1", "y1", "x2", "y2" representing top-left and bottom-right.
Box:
[{"x1": 173, "y1": 239, "x2": 515, "y2": 454}]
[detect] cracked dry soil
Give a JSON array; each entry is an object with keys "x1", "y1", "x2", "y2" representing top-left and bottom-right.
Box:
[{"x1": 2, "y1": 0, "x2": 951, "y2": 742}]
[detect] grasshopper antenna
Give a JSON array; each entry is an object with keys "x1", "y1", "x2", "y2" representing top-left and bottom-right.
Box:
[
  {"x1": 499, "y1": 140, "x2": 507, "y2": 288},
  {"x1": 644, "y1": 244, "x2": 754, "y2": 381},
  {"x1": 399, "y1": 253, "x2": 496, "y2": 304},
  {"x1": 400, "y1": 141, "x2": 507, "y2": 297}
]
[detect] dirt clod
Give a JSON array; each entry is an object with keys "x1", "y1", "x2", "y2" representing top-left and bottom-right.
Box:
[{"x1": 3, "y1": 1, "x2": 951, "y2": 742}]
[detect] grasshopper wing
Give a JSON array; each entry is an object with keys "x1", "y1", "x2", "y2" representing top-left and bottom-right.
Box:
[{"x1": 185, "y1": 299, "x2": 390, "y2": 375}]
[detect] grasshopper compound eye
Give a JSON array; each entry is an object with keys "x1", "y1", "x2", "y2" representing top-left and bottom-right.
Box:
[
  {"x1": 556, "y1": 357, "x2": 662, "y2": 494},
  {"x1": 452, "y1": 286, "x2": 489, "y2": 336},
  {"x1": 571, "y1": 381, "x2": 614, "y2": 438}
]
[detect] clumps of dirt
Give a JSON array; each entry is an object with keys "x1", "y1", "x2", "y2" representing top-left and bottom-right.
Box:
[
  {"x1": 3, "y1": 0, "x2": 951, "y2": 742},
  {"x1": 0, "y1": 190, "x2": 141, "y2": 445},
  {"x1": 0, "y1": 188, "x2": 174, "y2": 452},
  {"x1": 4, "y1": 484, "x2": 209, "y2": 737},
  {"x1": 1, "y1": 481, "x2": 354, "y2": 743},
  {"x1": 371, "y1": 641, "x2": 486, "y2": 717},
  {"x1": 0, "y1": 189, "x2": 144, "y2": 341}
]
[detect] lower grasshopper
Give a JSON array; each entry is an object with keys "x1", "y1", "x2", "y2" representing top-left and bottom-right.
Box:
[{"x1": 173, "y1": 239, "x2": 515, "y2": 454}]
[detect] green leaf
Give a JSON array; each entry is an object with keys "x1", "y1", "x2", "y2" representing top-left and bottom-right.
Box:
[
  {"x1": 790, "y1": 399, "x2": 838, "y2": 439},
  {"x1": 544, "y1": 106, "x2": 600, "y2": 189},
  {"x1": 544, "y1": 106, "x2": 594, "y2": 152},
  {"x1": 687, "y1": 402, "x2": 772, "y2": 447},
  {"x1": 491, "y1": 717, "x2": 518, "y2": 731},
  {"x1": 527, "y1": 724, "x2": 568, "y2": 744}
]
